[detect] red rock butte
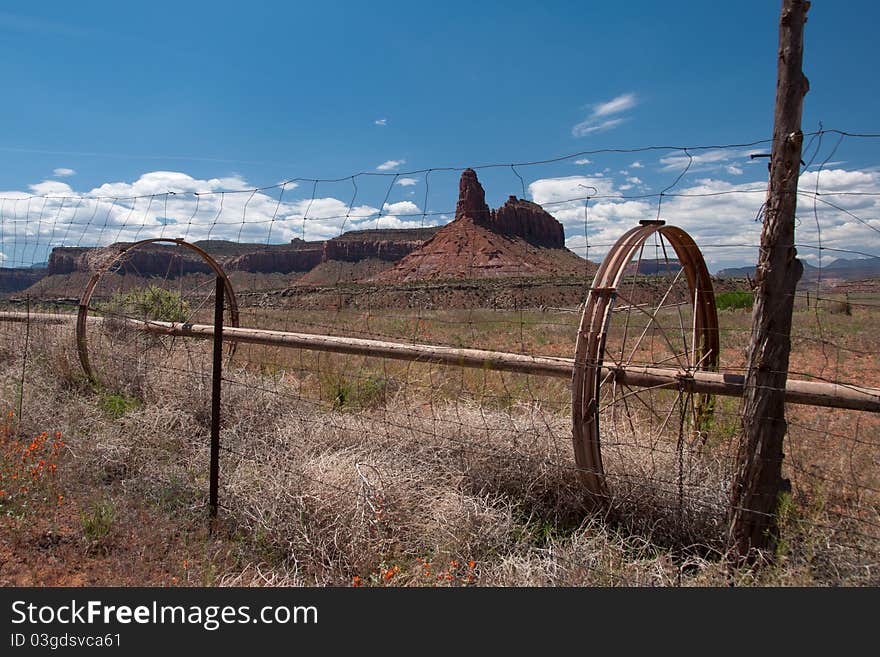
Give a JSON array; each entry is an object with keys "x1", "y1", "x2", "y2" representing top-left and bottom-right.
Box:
[{"x1": 373, "y1": 168, "x2": 588, "y2": 282}]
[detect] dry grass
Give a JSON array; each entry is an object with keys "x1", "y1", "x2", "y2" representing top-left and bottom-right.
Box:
[{"x1": 0, "y1": 302, "x2": 877, "y2": 586}]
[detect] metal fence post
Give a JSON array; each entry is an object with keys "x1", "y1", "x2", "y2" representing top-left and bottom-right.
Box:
[{"x1": 209, "y1": 276, "x2": 224, "y2": 518}]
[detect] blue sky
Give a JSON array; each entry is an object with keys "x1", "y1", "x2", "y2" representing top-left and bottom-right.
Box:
[{"x1": 1, "y1": 1, "x2": 879, "y2": 270}]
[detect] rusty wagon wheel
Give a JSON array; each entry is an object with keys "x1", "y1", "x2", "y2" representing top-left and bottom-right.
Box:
[
  {"x1": 571, "y1": 221, "x2": 720, "y2": 500},
  {"x1": 76, "y1": 238, "x2": 239, "y2": 389}
]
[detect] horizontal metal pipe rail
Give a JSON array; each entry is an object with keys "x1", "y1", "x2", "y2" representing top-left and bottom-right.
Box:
[{"x1": 1, "y1": 311, "x2": 879, "y2": 412}]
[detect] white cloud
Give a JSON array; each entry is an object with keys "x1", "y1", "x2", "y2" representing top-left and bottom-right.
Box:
[
  {"x1": 593, "y1": 93, "x2": 637, "y2": 118},
  {"x1": 798, "y1": 168, "x2": 876, "y2": 191},
  {"x1": 396, "y1": 177, "x2": 418, "y2": 187},
  {"x1": 574, "y1": 158, "x2": 592, "y2": 165},
  {"x1": 374, "y1": 118, "x2": 387, "y2": 126},
  {"x1": 530, "y1": 166, "x2": 880, "y2": 271},
  {"x1": 370, "y1": 215, "x2": 436, "y2": 231},
  {"x1": 726, "y1": 165, "x2": 743, "y2": 176},
  {"x1": 52, "y1": 167, "x2": 76, "y2": 177},
  {"x1": 572, "y1": 93, "x2": 637, "y2": 137},
  {"x1": 529, "y1": 175, "x2": 617, "y2": 206},
  {"x1": 2, "y1": 167, "x2": 878, "y2": 274},
  {"x1": 29, "y1": 180, "x2": 74, "y2": 195},
  {"x1": 88, "y1": 171, "x2": 252, "y2": 198},
  {"x1": 348, "y1": 201, "x2": 434, "y2": 232},
  {"x1": 0, "y1": 171, "x2": 384, "y2": 263},
  {"x1": 382, "y1": 200, "x2": 421, "y2": 216},
  {"x1": 0, "y1": 169, "x2": 443, "y2": 266},
  {"x1": 572, "y1": 117, "x2": 625, "y2": 137},
  {"x1": 659, "y1": 149, "x2": 755, "y2": 174},
  {"x1": 376, "y1": 159, "x2": 405, "y2": 171},
  {"x1": 630, "y1": 161, "x2": 644, "y2": 169}
]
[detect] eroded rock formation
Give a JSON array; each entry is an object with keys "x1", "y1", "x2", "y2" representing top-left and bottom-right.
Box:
[
  {"x1": 490, "y1": 196, "x2": 565, "y2": 248},
  {"x1": 455, "y1": 168, "x2": 492, "y2": 222},
  {"x1": 374, "y1": 169, "x2": 586, "y2": 282}
]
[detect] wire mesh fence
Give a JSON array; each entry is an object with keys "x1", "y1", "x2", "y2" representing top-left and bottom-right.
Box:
[{"x1": 1, "y1": 130, "x2": 878, "y2": 584}]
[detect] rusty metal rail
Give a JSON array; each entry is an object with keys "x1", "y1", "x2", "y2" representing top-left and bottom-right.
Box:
[{"x1": 1, "y1": 311, "x2": 878, "y2": 414}]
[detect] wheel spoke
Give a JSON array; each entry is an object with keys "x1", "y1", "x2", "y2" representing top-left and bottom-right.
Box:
[
  {"x1": 658, "y1": 233, "x2": 691, "y2": 370},
  {"x1": 617, "y1": 285, "x2": 688, "y2": 371},
  {"x1": 653, "y1": 388, "x2": 684, "y2": 444},
  {"x1": 618, "y1": 241, "x2": 647, "y2": 367}
]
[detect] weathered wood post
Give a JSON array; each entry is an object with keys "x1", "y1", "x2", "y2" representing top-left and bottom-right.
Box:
[{"x1": 729, "y1": 0, "x2": 810, "y2": 558}]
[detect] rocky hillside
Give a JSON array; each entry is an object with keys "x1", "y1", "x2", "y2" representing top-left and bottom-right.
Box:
[
  {"x1": 373, "y1": 169, "x2": 590, "y2": 282},
  {"x1": 0, "y1": 267, "x2": 47, "y2": 294}
]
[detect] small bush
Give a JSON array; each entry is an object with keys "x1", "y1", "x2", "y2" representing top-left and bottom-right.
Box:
[
  {"x1": 827, "y1": 299, "x2": 852, "y2": 315},
  {"x1": 716, "y1": 290, "x2": 753, "y2": 311},
  {"x1": 324, "y1": 374, "x2": 391, "y2": 410},
  {"x1": 106, "y1": 285, "x2": 190, "y2": 323},
  {"x1": 99, "y1": 393, "x2": 141, "y2": 419},
  {"x1": 80, "y1": 499, "x2": 115, "y2": 546}
]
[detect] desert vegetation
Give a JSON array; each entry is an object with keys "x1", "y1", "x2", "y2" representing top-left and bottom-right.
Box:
[{"x1": 0, "y1": 289, "x2": 876, "y2": 586}]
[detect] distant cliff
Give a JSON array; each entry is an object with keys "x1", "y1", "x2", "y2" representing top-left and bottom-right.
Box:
[
  {"x1": 47, "y1": 247, "x2": 96, "y2": 275},
  {"x1": 323, "y1": 228, "x2": 439, "y2": 263},
  {"x1": 226, "y1": 240, "x2": 324, "y2": 274},
  {"x1": 48, "y1": 244, "x2": 213, "y2": 277},
  {"x1": 38, "y1": 228, "x2": 440, "y2": 280},
  {"x1": 0, "y1": 267, "x2": 47, "y2": 294}
]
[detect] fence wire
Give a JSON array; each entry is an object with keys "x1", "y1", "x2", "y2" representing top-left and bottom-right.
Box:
[{"x1": 1, "y1": 130, "x2": 878, "y2": 585}]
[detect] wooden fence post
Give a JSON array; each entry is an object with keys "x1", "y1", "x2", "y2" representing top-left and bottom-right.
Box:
[{"x1": 729, "y1": 0, "x2": 810, "y2": 558}]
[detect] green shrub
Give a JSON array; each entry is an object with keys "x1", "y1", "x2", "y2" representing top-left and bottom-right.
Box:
[
  {"x1": 99, "y1": 392, "x2": 141, "y2": 419},
  {"x1": 107, "y1": 285, "x2": 190, "y2": 323},
  {"x1": 324, "y1": 373, "x2": 391, "y2": 410},
  {"x1": 716, "y1": 290, "x2": 753, "y2": 311},
  {"x1": 80, "y1": 499, "x2": 115, "y2": 544}
]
